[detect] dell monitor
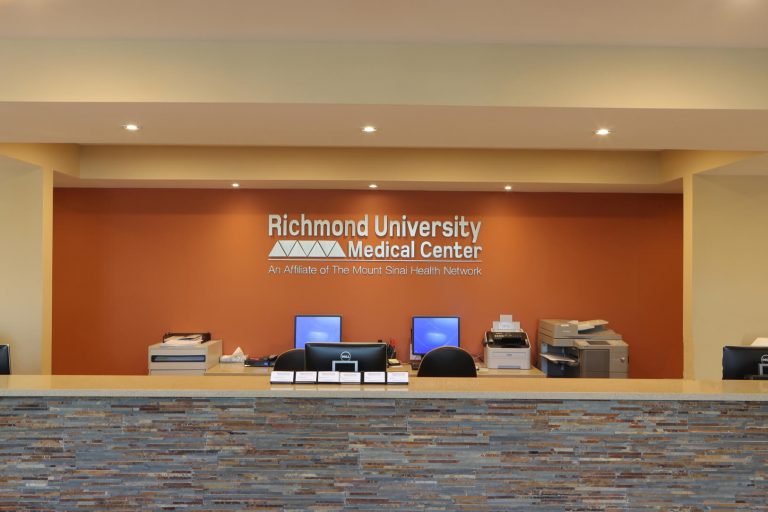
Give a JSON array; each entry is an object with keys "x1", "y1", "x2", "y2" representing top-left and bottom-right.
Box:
[
  {"x1": 412, "y1": 316, "x2": 460, "y2": 356},
  {"x1": 722, "y1": 346, "x2": 768, "y2": 379},
  {"x1": 305, "y1": 342, "x2": 387, "y2": 372},
  {"x1": 294, "y1": 315, "x2": 342, "y2": 349}
]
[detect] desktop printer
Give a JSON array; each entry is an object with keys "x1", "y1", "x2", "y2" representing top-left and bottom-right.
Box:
[
  {"x1": 148, "y1": 339, "x2": 222, "y2": 375},
  {"x1": 483, "y1": 315, "x2": 531, "y2": 370}
]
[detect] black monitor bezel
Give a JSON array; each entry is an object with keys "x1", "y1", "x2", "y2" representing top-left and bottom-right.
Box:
[
  {"x1": 304, "y1": 342, "x2": 387, "y2": 373},
  {"x1": 722, "y1": 345, "x2": 768, "y2": 380},
  {"x1": 411, "y1": 316, "x2": 461, "y2": 356},
  {"x1": 0, "y1": 344, "x2": 9, "y2": 375},
  {"x1": 293, "y1": 314, "x2": 342, "y2": 349}
]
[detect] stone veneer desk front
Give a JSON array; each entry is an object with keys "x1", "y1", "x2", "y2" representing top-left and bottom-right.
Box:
[{"x1": 1, "y1": 375, "x2": 766, "y2": 510}]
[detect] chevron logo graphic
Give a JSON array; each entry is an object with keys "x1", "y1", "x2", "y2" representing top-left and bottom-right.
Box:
[{"x1": 268, "y1": 240, "x2": 346, "y2": 259}]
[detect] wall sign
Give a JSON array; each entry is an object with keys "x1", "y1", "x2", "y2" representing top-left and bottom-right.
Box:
[{"x1": 267, "y1": 214, "x2": 483, "y2": 277}]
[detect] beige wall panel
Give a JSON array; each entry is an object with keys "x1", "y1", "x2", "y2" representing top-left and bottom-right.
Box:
[
  {"x1": 660, "y1": 150, "x2": 762, "y2": 183},
  {"x1": 691, "y1": 175, "x2": 768, "y2": 379},
  {"x1": 0, "y1": 157, "x2": 50, "y2": 374},
  {"x1": 0, "y1": 144, "x2": 80, "y2": 177},
  {"x1": 682, "y1": 173, "x2": 694, "y2": 378},
  {"x1": 79, "y1": 146, "x2": 662, "y2": 186}
]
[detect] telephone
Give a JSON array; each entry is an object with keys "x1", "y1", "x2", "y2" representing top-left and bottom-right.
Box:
[
  {"x1": 378, "y1": 339, "x2": 399, "y2": 366},
  {"x1": 378, "y1": 339, "x2": 397, "y2": 359}
]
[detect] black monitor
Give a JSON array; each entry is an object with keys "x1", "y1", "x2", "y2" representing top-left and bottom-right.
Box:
[
  {"x1": 305, "y1": 342, "x2": 387, "y2": 372},
  {"x1": 0, "y1": 344, "x2": 9, "y2": 375},
  {"x1": 412, "y1": 316, "x2": 460, "y2": 356},
  {"x1": 722, "y1": 346, "x2": 768, "y2": 379},
  {"x1": 294, "y1": 315, "x2": 342, "y2": 349}
]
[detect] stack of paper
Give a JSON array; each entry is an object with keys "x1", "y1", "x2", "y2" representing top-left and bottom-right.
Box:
[{"x1": 164, "y1": 335, "x2": 204, "y2": 346}]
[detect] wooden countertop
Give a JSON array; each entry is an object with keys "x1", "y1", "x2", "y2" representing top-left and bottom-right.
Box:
[{"x1": 1, "y1": 374, "x2": 768, "y2": 401}]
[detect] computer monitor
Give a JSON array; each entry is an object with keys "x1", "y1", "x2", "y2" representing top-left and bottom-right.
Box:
[
  {"x1": 294, "y1": 315, "x2": 342, "y2": 349},
  {"x1": 304, "y1": 342, "x2": 387, "y2": 372},
  {"x1": 0, "y1": 344, "x2": 9, "y2": 375},
  {"x1": 412, "y1": 316, "x2": 460, "y2": 356},
  {"x1": 722, "y1": 346, "x2": 768, "y2": 379}
]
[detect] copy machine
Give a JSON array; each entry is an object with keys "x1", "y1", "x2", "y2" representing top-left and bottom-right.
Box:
[
  {"x1": 538, "y1": 319, "x2": 628, "y2": 378},
  {"x1": 483, "y1": 314, "x2": 531, "y2": 370}
]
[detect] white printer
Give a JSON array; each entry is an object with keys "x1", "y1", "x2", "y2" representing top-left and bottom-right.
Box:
[
  {"x1": 148, "y1": 339, "x2": 222, "y2": 375},
  {"x1": 483, "y1": 314, "x2": 531, "y2": 370}
]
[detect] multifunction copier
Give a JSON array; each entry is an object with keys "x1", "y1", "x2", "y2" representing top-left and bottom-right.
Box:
[
  {"x1": 538, "y1": 319, "x2": 628, "y2": 378},
  {"x1": 483, "y1": 314, "x2": 531, "y2": 370}
]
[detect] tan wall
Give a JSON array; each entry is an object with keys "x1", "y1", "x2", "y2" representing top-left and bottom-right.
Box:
[
  {"x1": 659, "y1": 150, "x2": 762, "y2": 183},
  {"x1": 682, "y1": 173, "x2": 694, "y2": 378},
  {"x1": 0, "y1": 144, "x2": 80, "y2": 177},
  {"x1": 0, "y1": 156, "x2": 51, "y2": 373},
  {"x1": 691, "y1": 175, "x2": 768, "y2": 379}
]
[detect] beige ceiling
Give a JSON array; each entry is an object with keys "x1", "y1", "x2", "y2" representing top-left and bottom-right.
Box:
[
  {"x1": 1, "y1": 0, "x2": 767, "y2": 191},
  {"x1": 1, "y1": 0, "x2": 767, "y2": 47}
]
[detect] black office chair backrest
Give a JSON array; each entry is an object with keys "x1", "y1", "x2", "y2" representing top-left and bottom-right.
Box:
[
  {"x1": 273, "y1": 348, "x2": 305, "y2": 371},
  {"x1": 417, "y1": 346, "x2": 477, "y2": 377},
  {"x1": 0, "y1": 344, "x2": 10, "y2": 375}
]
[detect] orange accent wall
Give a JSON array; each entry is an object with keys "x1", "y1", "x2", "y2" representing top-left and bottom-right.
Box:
[{"x1": 53, "y1": 189, "x2": 682, "y2": 377}]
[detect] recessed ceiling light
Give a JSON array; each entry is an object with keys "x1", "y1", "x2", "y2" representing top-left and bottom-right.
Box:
[
  {"x1": 123, "y1": 123, "x2": 140, "y2": 131},
  {"x1": 594, "y1": 127, "x2": 611, "y2": 136},
  {"x1": 362, "y1": 126, "x2": 377, "y2": 133},
  {"x1": 368, "y1": 183, "x2": 378, "y2": 189},
  {"x1": 231, "y1": 183, "x2": 240, "y2": 188},
  {"x1": 504, "y1": 185, "x2": 513, "y2": 191}
]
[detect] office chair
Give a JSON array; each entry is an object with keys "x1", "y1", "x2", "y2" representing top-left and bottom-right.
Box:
[
  {"x1": 416, "y1": 346, "x2": 477, "y2": 377},
  {"x1": 273, "y1": 348, "x2": 305, "y2": 371},
  {"x1": 0, "y1": 344, "x2": 10, "y2": 375}
]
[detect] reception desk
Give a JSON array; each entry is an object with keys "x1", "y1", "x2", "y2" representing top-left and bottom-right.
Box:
[
  {"x1": 204, "y1": 362, "x2": 546, "y2": 378},
  {"x1": 1, "y1": 375, "x2": 766, "y2": 510}
]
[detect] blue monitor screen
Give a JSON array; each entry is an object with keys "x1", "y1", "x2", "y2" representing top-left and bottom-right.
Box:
[
  {"x1": 412, "y1": 316, "x2": 460, "y2": 356},
  {"x1": 294, "y1": 315, "x2": 342, "y2": 349}
]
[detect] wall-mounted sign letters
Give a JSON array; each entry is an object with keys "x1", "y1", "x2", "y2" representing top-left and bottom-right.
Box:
[{"x1": 266, "y1": 213, "x2": 484, "y2": 277}]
